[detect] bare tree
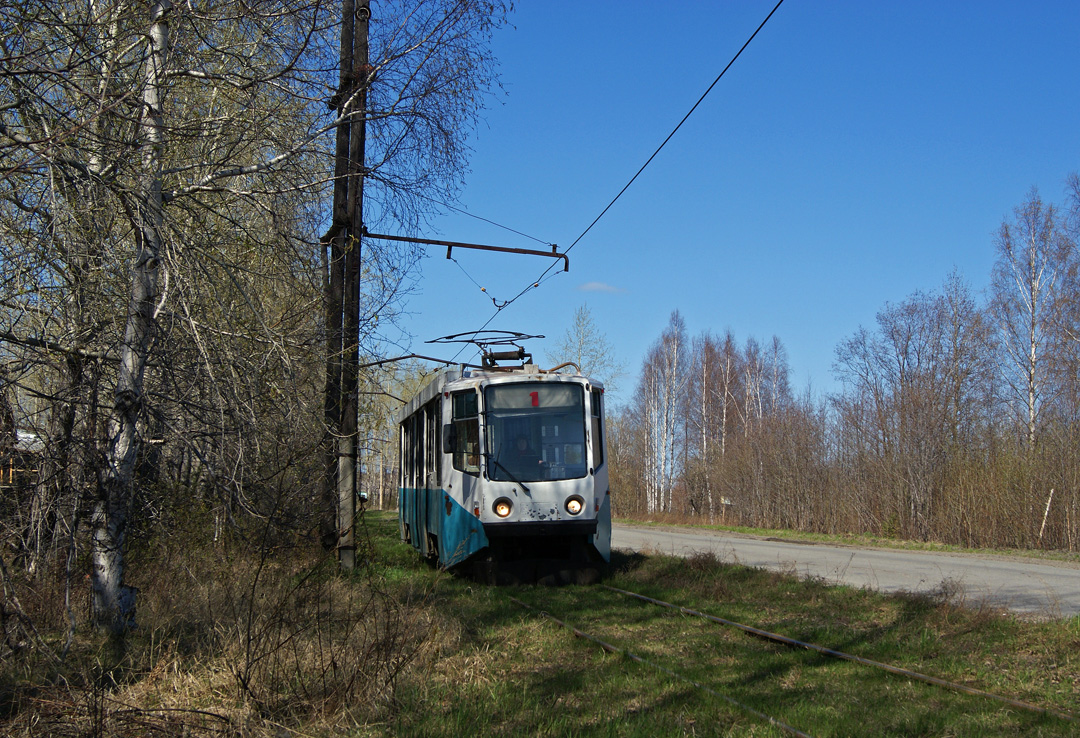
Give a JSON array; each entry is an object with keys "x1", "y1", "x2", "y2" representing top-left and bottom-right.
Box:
[
  {"x1": 0, "y1": 0, "x2": 508, "y2": 634},
  {"x1": 990, "y1": 188, "x2": 1073, "y2": 452},
  {"x1": 635, "y1": 311, "x2": 686, "y2": 513},
  {"x1": 606, "y1": 404, "x2": 646, "y2": 516},
  {"x1": 834, "y1": 275, "x2": 994, "y2": 541},
  {"x1": 683, "y1": 331, "x2": 743, "y2": 521},
  {"x1": 715, "y1": 331, "x2": 742, "y2": 460},
  {"x1": 545, "y1": 303, "x2": 625, "y2": 393},
  {"x1": 764, "y1": 335, "x2": 791, "y2": 416},
  {"x1": 742, "y1": 337, "x2": 764, "y2": 433},
  {"x1": 685, "y1": 333, "x2": 719, "y2": 519}
]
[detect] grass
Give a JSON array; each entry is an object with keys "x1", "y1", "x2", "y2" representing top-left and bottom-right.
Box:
[
  {"x1": 372, "y1": 513, "x2": 1079, "y2": 737},
  {"x1": 3, "y1": 512, "x2": 1078, "y2": 737}
]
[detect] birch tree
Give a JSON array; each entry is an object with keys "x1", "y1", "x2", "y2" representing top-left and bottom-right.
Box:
[
  {"x1": 685, "y1": 333, "x2": 718, "y2": 518},
  {"x1": 684, "y1": 331, "x2": 737, "y2": 520},
  {"x1": 635, "y1": 311, "x2": 686, "y2": 513},
  {"x1": 89, "y1": 0, "x2": 171, "y2": 634},
  {"x1": 545, "y1": 303, "x2": 625, "y2": 393},
  {"x1": 0, "y1": 0, "x2": 508, "y2": 634},
  {"x1": 990, "y1": 188, "x2": 1072, "y2": 452},
  {"x1": 1052, "y1": 173, "x2": 1080, "y2": 420},
  {"x1": 715, "y1": 331, "x2": 742, "y2": 459},
  {"x1": 742, "y1": 337, "x2": 764, "y2": 433}
]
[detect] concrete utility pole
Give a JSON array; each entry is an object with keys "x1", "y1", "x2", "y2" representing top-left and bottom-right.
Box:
[
  {"x1": 338, "y1": 0, "x2": 370, "y2": 570},
  {"x1": 323, "y1": 0, "x2": 370, "y2": 570}
]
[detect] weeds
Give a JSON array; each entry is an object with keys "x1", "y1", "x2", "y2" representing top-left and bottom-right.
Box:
[
  {"x1": 390, "y1": 517, "x2": 1080, "y2": 737},
  {"x1": 3, "y1": 512, "x2": 1078, "y2": 736},
  {"x1": 0, "y1": 515, "x2": 437, "y2": 736}
]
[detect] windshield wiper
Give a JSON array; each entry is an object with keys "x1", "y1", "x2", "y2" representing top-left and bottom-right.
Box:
[{"x1": 490, "y1": 455, "x2": 530, "y2": 493}]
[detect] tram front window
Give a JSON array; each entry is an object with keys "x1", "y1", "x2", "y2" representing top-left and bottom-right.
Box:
[{"x1": 484, "y1": 383, "x2": 587, "y2": 482}]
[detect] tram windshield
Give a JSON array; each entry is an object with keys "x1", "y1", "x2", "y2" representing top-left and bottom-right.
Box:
[{"x1": 484, "y1": 383, "x2": 587, "y2": 482}]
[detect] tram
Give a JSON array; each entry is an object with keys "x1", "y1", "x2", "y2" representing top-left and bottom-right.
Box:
[{"x1": 397, "y1": 343, "x2": 610, "y2": 581}]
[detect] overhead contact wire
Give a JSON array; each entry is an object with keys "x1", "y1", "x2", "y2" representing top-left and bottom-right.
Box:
[
  {"x1": 464, "y1": 0, "x2": 788, "y2": 337},
  {"x1": 564, "y1": 0, "x2": 786, "y2": 254},
  {"x1": 510, "y1": 597, "x2": 814, "y2": 738},
  {"x1": 604, "y1": 586, "x2": 1080, "y2": 726}
]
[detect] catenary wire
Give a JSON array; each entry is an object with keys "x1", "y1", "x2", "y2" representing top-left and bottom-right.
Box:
[
  {"x1": 448, "y1": 0, "x2": 787, "y2": 362},
  {"x1": 563, "y1": 0, "x2": 786, "y2": 255}
]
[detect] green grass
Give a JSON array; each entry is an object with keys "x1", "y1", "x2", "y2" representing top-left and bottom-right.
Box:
[
  {"x1": 7, "y1": 512, "x2": 1074, "y2": 737},
  {"x1": 367, "y1": 512, "x2": 1080, "y2": 737}
]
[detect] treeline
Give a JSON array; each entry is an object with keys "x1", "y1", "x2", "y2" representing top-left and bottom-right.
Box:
[
  {"x1": 611, "y1": 180, "x2": 1080, "y2": 552},
  {"x1": 0, "y1": 1, "x2": 507, "y2": 636}
]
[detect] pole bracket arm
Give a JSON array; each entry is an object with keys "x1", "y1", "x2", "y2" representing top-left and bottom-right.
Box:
[{"x1": 362, "y1": 229, "x2": 569, "y2": 272}]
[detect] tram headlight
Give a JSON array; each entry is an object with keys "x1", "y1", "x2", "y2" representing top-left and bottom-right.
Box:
[
  {"x1": 565, "y1": 496, "x2": 584, "y2": 516},
  {"x1": 493, "y1": 498, "x2": 513, "y2": 518}
]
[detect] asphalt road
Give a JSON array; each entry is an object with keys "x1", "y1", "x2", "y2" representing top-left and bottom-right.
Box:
[{"x1": 611, "y1": 523, "x2": 1080, "y2": 619}]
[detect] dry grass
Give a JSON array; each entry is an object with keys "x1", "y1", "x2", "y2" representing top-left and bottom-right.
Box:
[
  {"x1": 0, "y1": 529, "x2": 441, "y2": 737},
  {"x1": 5, "y1": 512, "x2": 1079, "y2": 737}
]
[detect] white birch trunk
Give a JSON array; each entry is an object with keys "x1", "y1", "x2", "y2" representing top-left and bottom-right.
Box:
[
  {"x1": 700, "y1": 355, "x2": 712, "y2": 521},
  {"x1": 91, "y1": 0, "x2": 171, "y2": 634}
]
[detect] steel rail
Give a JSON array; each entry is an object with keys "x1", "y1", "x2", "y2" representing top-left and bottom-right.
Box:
[
  {"x1": 603, "y1": 585, "x2": 1079, "y2": 726},
  {"x1": 509, "y1": 596, "x2": 814, "y2": 738}
]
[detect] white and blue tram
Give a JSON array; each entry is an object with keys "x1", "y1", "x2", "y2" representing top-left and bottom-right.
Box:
[{"x1": 397, "y1": 362, "x2": 611, "y2": 578}]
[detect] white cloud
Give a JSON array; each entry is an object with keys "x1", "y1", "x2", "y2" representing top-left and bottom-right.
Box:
[{"x1": 577, "y1": 281, "x2": 625, "y2": 294}]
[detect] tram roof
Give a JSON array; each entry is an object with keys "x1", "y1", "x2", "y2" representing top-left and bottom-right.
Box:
[{"x1": 396, "y1": 364, "x2": 601, "y2": 424}]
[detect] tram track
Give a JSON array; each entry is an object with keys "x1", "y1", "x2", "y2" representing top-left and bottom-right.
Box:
[
  {"x1": 510, "y1": 584, "x2": 1079, "y2": 737},
  {"x1": 510, "y1": 595, "x2": 813, "y2": 738}
]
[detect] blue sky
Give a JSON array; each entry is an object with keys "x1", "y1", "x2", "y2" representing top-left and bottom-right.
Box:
[{"x1": 390, "y1": 1, "x2": 1080, "y2": 404}]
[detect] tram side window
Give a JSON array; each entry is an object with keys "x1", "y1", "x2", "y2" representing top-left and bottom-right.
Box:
[
  {"x1": 408, "y1": 415, "x2": 422, "y2": 489},
  {"x1": 400, "y1": 418, "x2": 418, "y2": 489},
  {"x1": 411, "y1": 415, "x2": 424, "y2": 488},
  {"x1": 591, "y1": 389, "x2": 604, "y2": 469},
  {"x1": 425, "y1": 399, "x2": 441, "y2": 479},
  {"x1": 398, "y1": 424, "x2": 406, "y2": 487},
  {"x1": 451, "y1": 391, "x2": 479, "y2": 475}
]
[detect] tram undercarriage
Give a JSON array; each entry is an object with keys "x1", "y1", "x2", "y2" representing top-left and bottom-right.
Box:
[{"x1": 465, "y1": 531, "x2": 605, "y2": 585}]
